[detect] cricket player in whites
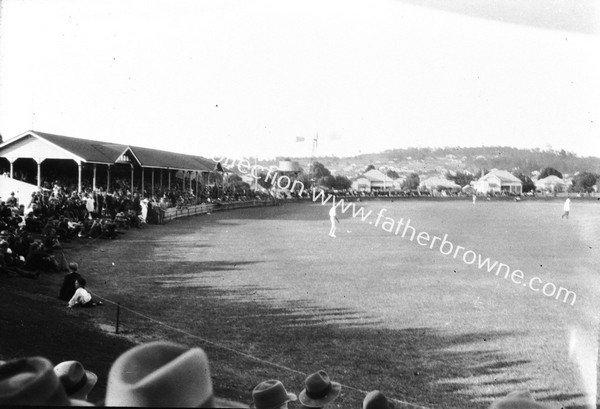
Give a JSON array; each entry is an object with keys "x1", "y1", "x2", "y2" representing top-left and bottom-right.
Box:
[{"x1": 329, "y1": 204, "x2": 339, "y2": 237}]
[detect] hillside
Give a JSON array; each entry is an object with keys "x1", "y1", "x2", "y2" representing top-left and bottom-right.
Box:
[{"x1": 266, "y1": 146, "x2": 600, "y2": 179}]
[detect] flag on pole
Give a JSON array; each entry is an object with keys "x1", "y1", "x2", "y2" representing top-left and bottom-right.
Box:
[{"x1": 296, "y1": 136, "x2": 305, "y2": 142}]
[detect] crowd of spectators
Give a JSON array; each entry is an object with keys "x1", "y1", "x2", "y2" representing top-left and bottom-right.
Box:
[{"x1": 0, "y1": 175, "x2": 267, "y2": 277}]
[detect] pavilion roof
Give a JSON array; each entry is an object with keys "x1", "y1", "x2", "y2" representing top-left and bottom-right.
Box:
[{"x1": 0, "y1": 130, "x2": 216, "y2": 172}]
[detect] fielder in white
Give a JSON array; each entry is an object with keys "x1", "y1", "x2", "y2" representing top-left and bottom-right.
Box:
[
  {"x1": 329, "y1": 205, "x2": 339, "y2": 237},
  {"x1": 561, "y1": 198, "x2": 571, "y2": 219}
]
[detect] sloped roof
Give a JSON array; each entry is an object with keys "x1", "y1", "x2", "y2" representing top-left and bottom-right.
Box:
[
  {"x1": 481, "y1": 169, "x2": 522, "y2": 184},
  {"x1": 538, "y1": 175, "x2": 566, "y2": 185},
  {"x1": 536, "y1": 175, "x2": 566, "y2": 186},
  {"x1": 420, "y1": 177, "x2": 461, "y2": 189},
  {"x1": 362, "y1": 169, "x2": 389, "y2": 182},
  {"x1": 31, "y1": 131, "x2": 126, "y2": 163},
  {"x1": 1, "y1": 130, "x2": 215, "y2": 171}
]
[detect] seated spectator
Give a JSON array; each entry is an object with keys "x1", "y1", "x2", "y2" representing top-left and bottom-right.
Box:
[
  {"x1": 489, "y1": 390, "x2": 555, "y2": 409},
  {"x1": 298, "y1": 370, "x2": 341, "y2": 408},
  {"x1": 105, "y1": 340, "x2": 247, "y2": 407},
  {"x1": 24, "y1": 240, "x2": 59, "y2": 273},
  {"x1": 59, "y1": 262, "x2": 82, "y2": 301},
  {"x1": 101, "y1": 219, "x2": 118, "y2": 239},
  {"x1": 251, "y1": 379, "x2": 297, "y2": 409},
  {"x1": 0, "y1": 356, "x2": 91, "y2": 406},
  {"x1": 0, "y1": 239, "x2": 13, "y2": 268},
  {"x1": 5, "y1": 192, "x2": 18, "y2": 208},
  {"x1": 67, "y1": 278, "x2": 94, "y2": 308},
  {"x1": 362, "y1": 390, "x2": 394, "y2": 409},
  {"x1": 88, "y1": 219, "x2": 103, "y2": 238},
  {"x1": 53, "y1": 360, "x2": 97, "y2": 402}
]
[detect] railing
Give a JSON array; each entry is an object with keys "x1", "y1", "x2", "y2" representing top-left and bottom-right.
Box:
[{"x1": 161, "y1": 199, "x2": 277, "y2": 222}]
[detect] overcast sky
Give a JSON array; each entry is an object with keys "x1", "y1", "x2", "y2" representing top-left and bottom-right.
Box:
[{"x1": 1, "y1": 0, "x2": 599, "y2": 160}]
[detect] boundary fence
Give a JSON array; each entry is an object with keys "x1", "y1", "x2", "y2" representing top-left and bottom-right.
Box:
[{"x1": 161, "y1": 199, "x2": 279, "y2": 222}]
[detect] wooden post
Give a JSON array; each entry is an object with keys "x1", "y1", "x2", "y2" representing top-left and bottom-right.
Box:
[
  {"x1": 130, "y1": 165, "x2": 134, "y2": 198},
  {"x1": 37, "y1": 160, "x2": 41, "y2": 188},
  {"x1": 115, "y1": 302, "x2": 121, "y2": 334},
  {"x1": 77, "y1": 162, "x2": 82, "y2": 193},
  {"x1": 151, "y1": 168, "x2": 155, "y2": 198},
  {"x1": 107, "y1": 165, "x2": 111, "y2": 192}
]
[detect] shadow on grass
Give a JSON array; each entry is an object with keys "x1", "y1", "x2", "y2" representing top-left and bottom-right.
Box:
[
  {"x1": 108, "y1": 278, "x2": 550, "y2": 409},
  {"x1": 4, "y1": 252, "x2": 585, "y2": 409},
  {"x1": 0, "y1": 274, "x2": 137, "y2": 405}
]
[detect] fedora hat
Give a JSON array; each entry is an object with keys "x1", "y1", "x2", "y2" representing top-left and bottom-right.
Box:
[
  {"x1": 490, "y1": 390, "x2": 554, "y2": 409},
  {"x1": 105, "y1": 340, "x2": 247, "y2": 407},
  {"x1": 298, "y1": 370, "x2": 341, "y2": 407},
  {"x1": 0, "y1": 357, "x2": 74, "y2": 406},
  {"x1": 251, "y1": 380, "x2": 297, "y2": 409},
  {"x1": 363, "y1": 390, "x2": 394, "y2": 409},
  {"x1": 54, "y1": 360, "x2": 97, "y2": 400}
]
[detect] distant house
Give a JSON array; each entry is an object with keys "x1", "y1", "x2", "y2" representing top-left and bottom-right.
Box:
[
  {"x1": 473, "y1": 169, "x2": 522, "y2": 195},
  {"x1": 419, "y1": 177, "x2": 461, "y2": 195},
  {"x1": 535, "y1": 175, "x2": 568, "y2": 193},
  {"x1": 351, "y1": 169, "x2": 398, "y2": 192},
  {"x1": 278, "y1": 160, "x2": 301, "y2": 173}
]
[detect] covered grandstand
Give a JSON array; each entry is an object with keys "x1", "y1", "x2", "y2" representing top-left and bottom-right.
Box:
[{"x1": 0, "y1": 130, "x2": 222, "y2": 198}]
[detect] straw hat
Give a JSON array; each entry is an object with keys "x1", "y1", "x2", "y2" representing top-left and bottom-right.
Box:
[
  {"x1": 0, "y1": 357, "x2": 91, "y2": 406},
  {"x1": 363, "y1": 390, "x2": 394, "y2": 409},
  {"x1": 490, "y1": 390, "x2": 555, "y2": 409},
  {"x1": 251, "y1": 380, "x2": 297, "y2": 409},
  {"x1": 54, "y1": 360, "x2": 97, "y2": 400},
  {"x1": 105, "y1": 341, "x2": 247, "y2": 407},
  {"x1": 298, "y1": 370, "x2": 341, "y2": 407}
]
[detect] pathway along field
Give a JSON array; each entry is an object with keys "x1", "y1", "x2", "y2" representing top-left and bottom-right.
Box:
[{"x1": 64, "y1": 199, "x2": 599, "y2": 408}]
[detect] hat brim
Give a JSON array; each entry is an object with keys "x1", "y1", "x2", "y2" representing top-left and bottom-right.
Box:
[
  {"x1": 298, "y1": 383, "x2": 341, "y2": 407},
  {"x1": 250, "y1": 393, "x2": 297, "y2": 409},
  {"x1": 215, "y1": 397, "x2": 250, "y2": 408},
  {"x1": 70, "y1": 398, "x2": 95, "y2": 406},
  {"x1": 69, "y1": 371, "x2": 97, "y2": 400}
]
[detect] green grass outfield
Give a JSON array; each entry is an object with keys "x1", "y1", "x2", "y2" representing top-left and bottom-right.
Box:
[{"x1": 3, "y1": 198, "x2": 599, "y2": 408}]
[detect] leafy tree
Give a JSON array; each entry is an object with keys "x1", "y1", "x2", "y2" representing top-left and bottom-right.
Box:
[
  {"x1": 446, "y1": 171, "x2": 475, "y2": 187},
  {"x1": 294, "y1": 173, "x2": 312, "y2": 190},
  {"x1": 386, "y1": 170, "x2": 399, "y2": 179},
  {"x1": 226, "y1": 174, "x2": 243, "y2": 184},
  {"x1": 257, "y1": 173, "x2": 273, "y2": 189},
  {"x1": 309, "y1": 161, "x2": 331, "y2": 179},
  {"x1": 318, "y1": 175, "x2": 336, "y2": 189},
  {"x1": 365, "y1": 164, "x2": 375, "y2": 172},
  {"x1": 539, "y1": 167, "x2": 563, "y2": 179},
  {"x1": 513, "y1": 172, "x2": 536, "y2": 193},
  {"x1": 573, "y1": 172, "x2": 598, "y2": 193},
  {"x1": 403, "y1": 173, "x2": 420, "y2": 190},
  {"x1": 334, "y1": 175, "x2": 352, "y2": 190}
]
